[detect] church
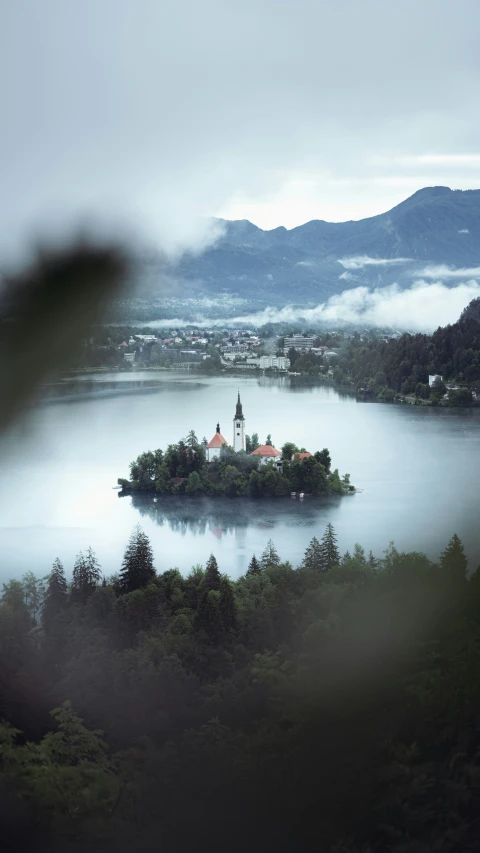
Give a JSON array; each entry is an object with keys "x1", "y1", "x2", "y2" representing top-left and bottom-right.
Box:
[{"x1": 206, "y1": 393, "x2": 282, "y2": 467}]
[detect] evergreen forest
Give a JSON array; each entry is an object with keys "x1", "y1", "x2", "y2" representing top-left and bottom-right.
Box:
[
  {"x1": 333, "y1": 303, "x2": 480, "y2": 401},
  {"x1": 1, "y1": 523, "x2": 480, "y2": 852}
]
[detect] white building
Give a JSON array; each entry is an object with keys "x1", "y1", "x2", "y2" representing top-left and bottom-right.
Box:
[
  {"x1": 259, "y1": 356, "x2": 290, "y2": 370},
  {"x1": 284, "y1": 335, "x2": 315, "y2": 351},
  {"x1": 251, "y1": 444, "x2": 282, "y2": 467},
  {"x1": 429, "y1": 374, "x2": 443, "y2": 387},
  {"x1": 206, "y1": 424, "x2": 228, "y2": 461},
  {"x1": 233, "y1": 393, "x2": 246, "y2": 451}
]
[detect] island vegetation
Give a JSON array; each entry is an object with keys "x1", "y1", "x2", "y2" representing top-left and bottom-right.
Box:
[
  {"x1": 1, "y1": 524, "x2": 480, "y2": 852},
  {"x1": 118, "y1": 431, "x2": 352, "y2": 497}
]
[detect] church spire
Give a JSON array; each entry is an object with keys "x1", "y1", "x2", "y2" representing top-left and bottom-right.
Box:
[
  {"x1": 235, "y1": 392, "x2": 244, "y2": 420},
  {"x1": 233, "y1": 391, "x2": 246, "y2": 451}
]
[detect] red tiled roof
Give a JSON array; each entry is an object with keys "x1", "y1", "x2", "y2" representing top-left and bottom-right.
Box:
[
  {"x1": 293, "y1": 452, "x2": 313, "y2": 461},
  {"x1": 251, "y1": 444, "x2": 281, "y2": 457},
  {"x1": 208, "y1": 432, "x2": 228, "y2": 448}
]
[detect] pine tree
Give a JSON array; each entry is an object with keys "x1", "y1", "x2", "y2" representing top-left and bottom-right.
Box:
[
  {"x1": 204, "y1": 554, "x2": 221, "y2": 591},
  {"x1": 260, "y1": 539, "x2": 280, "y2": 570},
  {"x1": 119, "y1": 525, "x2": 155, "y2": 594},
  {"x1": 246, "y1": 555, "x2": 262, "y2": 576},
  {"x1": 440, "y1": 533, "x2": 468, "y2": 583},
  {"x1": 197, "y1": 589, "x2": 222, "y2": 640},
  {"x1": 43, "y1": 558, "x2": 68, "y2": 631},
  {"x1": 319, "y1": 523, "x2": 340, "y2": 571},
  {"x1": 71, "y1": 547, "x2": 102, "y2": 603},
  {"x1": 85, "y1": 546, "x2": 102, "y2": 587},
  {"x1": 71, "y1": 552, "x2": 89, "y2": 604},
  {"x1": 368, "y1": 550, "x2": 378, "y2": 568},
  {"x1": 219, "y1": 576, "x2": 237, "y2": 633},
  {"x1": 21, "y1": 571, "x2": 44, "y2": 622},
  {"x1": 302, "y1": 537, "x2": 323, "y2": 572},
  {"x1": 353, "y1": 543, "x2": 367, "y2": 566},
  {"x1": 341, "y1": 550, "x2": 351, "y2": 565}
]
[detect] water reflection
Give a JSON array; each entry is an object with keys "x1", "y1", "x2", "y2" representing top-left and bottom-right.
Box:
[{"x1": 128, "y1": 492, "x2": 344, "y2": 539}]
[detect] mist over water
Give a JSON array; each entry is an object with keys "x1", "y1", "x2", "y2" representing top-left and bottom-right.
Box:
[{"x1": 1, "y1": 372, "x2": 480, "y2": 583}]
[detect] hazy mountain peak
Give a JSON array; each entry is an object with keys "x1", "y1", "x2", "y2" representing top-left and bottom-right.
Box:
[{"x1": 171, "y1": 187, "x2": 480, "y2": 306}]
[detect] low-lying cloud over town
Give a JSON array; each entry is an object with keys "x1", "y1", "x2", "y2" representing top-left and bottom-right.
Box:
[{"x1": 148, "y1": 277, "x2": 480, "y2": 333}]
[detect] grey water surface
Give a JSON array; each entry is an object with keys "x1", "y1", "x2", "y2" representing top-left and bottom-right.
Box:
[{"x1": 1, "y1": 371, "x2": 479, "y2": 582}]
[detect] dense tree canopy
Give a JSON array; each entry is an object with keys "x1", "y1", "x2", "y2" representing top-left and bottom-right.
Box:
[
  {"x1": 335, "y1": 313, "x2": 480, "y2": 399},
  {"x1": 2, "y1": 524, "x2": 480, "y2": 852},
  {"x1": 119, "y1": 436, "x2": 351, "y2": 498}
]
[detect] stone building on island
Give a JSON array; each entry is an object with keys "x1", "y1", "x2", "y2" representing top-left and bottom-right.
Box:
[
  {"x1": 206, "y1": 394, "x2": 282, "y2": 469},
  {"x1": 206, "y1": 423, "x2": 228, "y2": 462},
  {"x1": 251, "y1": 445, "x2": 282, "y2": 468}
]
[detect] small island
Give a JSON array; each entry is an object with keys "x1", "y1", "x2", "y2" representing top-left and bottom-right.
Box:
[{"x1": 118, "y1": 393, "x2": 353, "y2": 498}]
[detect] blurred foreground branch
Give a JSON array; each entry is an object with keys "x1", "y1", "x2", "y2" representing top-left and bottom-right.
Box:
[{"x1": 0, "y1": 242, "x2": 128, "y2": 430}]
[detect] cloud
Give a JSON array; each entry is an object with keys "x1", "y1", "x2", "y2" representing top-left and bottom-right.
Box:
[
  {"x1": 1, "y1": 0, "x2": 480, "y2": 249},
  {"x1": 458, "y1": 228, "x2": 470, "y2": 233},
  {"x1": 416, "y1": 264, "x2": 480, "y2": 279},
  {"x1": 147, "y1": 280, "x2": 480, "y2": 332},
  {"x1": 339, "y1": 271, "x2": 357, "y2": 281},
  {"x1": 371, "y1": 154, "x2": 480, "y2": 168},
  {"x1": 224, "y1": 282, "x2": 480, "y2": 331},
  {"x1": 338, "y1": 256, "x2": 412, "y2": 270}
]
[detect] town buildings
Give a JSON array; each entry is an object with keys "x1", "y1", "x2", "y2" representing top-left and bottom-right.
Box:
[
  {"x1": 259, "y1": 356, "x2": 290, "y2": 370},
  {"x1": 284, "y1": 335, "x2": 315, "y2": 352}
]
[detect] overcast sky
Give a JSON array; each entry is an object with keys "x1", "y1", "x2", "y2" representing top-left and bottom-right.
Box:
[{"x1": 1, "y1": 0, "x2": 480, "y2": 256}]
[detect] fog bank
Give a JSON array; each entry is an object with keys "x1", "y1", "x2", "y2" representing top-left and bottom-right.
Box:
[{"x1": 146, "y1": 279, "x2": 480, "y2": 332}]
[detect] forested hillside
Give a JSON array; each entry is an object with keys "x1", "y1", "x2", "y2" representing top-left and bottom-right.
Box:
[
  {"x1": 334, "y1": 308, "x2": 480, "y2": 399},
  {"x1": 1, "y1": 524, "x2": 480, "y2": 852}
]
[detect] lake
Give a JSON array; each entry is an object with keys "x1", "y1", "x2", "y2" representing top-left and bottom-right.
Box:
[{"x1": 1, "y1": 371, "x2": 480, "y2": 584}]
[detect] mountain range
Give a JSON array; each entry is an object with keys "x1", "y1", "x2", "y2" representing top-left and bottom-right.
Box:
[{"x1": 134, "y1": 186, "x2": 480, "y2": 312}]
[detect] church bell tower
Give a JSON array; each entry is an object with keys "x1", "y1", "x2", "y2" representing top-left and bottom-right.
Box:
[{"x1": 233, "y1": 392, "x2": 246, "y2": 452}]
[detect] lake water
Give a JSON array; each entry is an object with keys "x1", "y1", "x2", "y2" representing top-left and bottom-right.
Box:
[{"x1": 1, "y1": 371, "x2": 480, "y2": 584}]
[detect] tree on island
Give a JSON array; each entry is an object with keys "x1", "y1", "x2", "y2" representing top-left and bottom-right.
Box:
[
  {"x1": 314, "y1": 448, "x2": 332, "y2": 474},
  {"x1": 261, "y1": 539, "x2": 280, "y2": 569},
  {"x1": 119, "y1": 526, "x2": 155, "y2": 594},
  {"x1": 245, "y1": 433, "x2": 260, "y2": 453},
  {"x1": 281, "y1": 441, "x2": 298, "y2": 460},
  {"x1": 265, "y1": 434, "x2": 273, "y2": 446},
  {"x1": 302, "y1": 536, "x2": 323, "y2": 572},
  {"x1": 186, "y1": 430, "x2": 200, "y2": 448},
  {"x1": 246, "y1": 555, "x2": 262, "y2": 575},
  {"x1": 320, "y1": 523, "x2": 340, "y2": 571},
  {"x1": 186, "y1": 471, "x2": 202, "y2": 494}
]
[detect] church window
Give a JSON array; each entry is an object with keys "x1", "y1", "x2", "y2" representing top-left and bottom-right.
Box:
[{"x1": 237, "y1": 422, "x2": 240, "y2": 428}]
